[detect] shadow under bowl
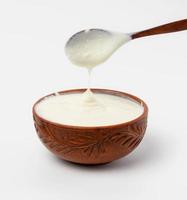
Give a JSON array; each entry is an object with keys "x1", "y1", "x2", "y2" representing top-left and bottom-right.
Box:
[{"x1": 32, "y1": 88, "x2": 148, "y2": 165}]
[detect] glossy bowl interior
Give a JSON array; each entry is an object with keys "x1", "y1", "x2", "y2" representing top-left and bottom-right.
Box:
[{"x1": 33, "y1": 89, "x2": 148, "y2": 165}]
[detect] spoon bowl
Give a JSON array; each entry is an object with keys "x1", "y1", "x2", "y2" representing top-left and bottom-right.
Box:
[{"x1": 65, "y1": 29, "x2": 131, "y2": 67}]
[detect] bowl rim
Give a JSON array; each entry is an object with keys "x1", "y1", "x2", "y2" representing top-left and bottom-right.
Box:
[{"x1": 32, "y1": 88, "x2": 148, "y2": 130}]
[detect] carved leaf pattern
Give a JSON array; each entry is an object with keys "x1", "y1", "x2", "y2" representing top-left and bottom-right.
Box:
[{"x1": 34, "y1": 116, "x2": 147, "y2": 157}]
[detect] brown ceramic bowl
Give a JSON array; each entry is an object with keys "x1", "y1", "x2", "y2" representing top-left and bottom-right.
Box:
[{"x1": 33, "y1": 89, "x2": 148, "y2": 165}]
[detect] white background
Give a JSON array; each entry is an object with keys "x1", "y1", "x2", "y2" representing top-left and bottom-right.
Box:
[{"x1": 0, "y1": 0, "x2": 187, "y2": 199}]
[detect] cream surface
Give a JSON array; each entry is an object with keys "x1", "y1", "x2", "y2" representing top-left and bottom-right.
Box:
[
  {"x1": 35, "y1": 91, "x2": 143, "y2": 127},
  {"x1": 65, "y1": 30, "x2": 131, "y2": 68}
]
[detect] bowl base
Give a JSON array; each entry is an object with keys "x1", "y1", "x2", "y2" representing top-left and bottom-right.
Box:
[{"x1": 63, "y1": 159, "x2": 112, "y2": 166}]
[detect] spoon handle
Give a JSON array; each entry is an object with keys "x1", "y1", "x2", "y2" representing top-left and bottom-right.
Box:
[{"x1": 131, "y1": 19, "x2": 187, "y2": 39}]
